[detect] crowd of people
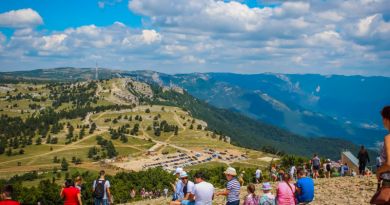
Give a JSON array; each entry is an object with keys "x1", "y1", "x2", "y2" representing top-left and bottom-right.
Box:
[
  {"x1": 1, "y1": 106, "x2": 389, "y2": 204},
  {"x1": 169, "y1": 166, "x2": 315, "y2": 205}
]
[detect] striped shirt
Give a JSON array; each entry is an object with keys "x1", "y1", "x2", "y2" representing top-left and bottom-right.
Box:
[
  {"x1": 380, "y1": 141, "x2": 390, "y2": 180},
  {"x1": 226, "y1": 177, "x2": 240, "y2": 202}
]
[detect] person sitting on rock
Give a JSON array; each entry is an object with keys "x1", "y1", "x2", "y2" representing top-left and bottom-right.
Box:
[{"x1": 295, "y1": 168, "x2": 314, "y2": 204}]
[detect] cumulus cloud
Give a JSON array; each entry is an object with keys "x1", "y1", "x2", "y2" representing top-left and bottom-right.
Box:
[
  {"x1": 1, "y1": 0, "x2": 389, "y2": 76},
  {"x1": 0, "y1": 8, "x2": 43, "y2": 28}
]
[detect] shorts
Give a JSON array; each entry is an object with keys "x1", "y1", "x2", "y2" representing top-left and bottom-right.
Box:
[
  {"x1": 94, "y1": 198, "x2": 109, "y2": 205},
  {"x1": 226, "y1": 200, "x2": 240, "y2": 205},
  {"x1": 313, "y1": 165, "x2": 320, "y2": 171},
  {"x1": 181, "y1": 200, "x2": 195, "y2": 205}
]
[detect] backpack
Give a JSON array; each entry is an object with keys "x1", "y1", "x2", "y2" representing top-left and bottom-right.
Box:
[
  {"x1": 261, "y1": 195, "x2": 275, "y2": 205},
  {"x1": 94, "y1": 179, "x2": 106, "y2": 199},
  {"x1": 326, "y1": 163, "x2": 331, "y2": 171}
]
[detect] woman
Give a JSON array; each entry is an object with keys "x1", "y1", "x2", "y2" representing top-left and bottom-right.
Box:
[
  {"x1": 276, "y1": 173, "x2": 296, "y2": 205},
  {"x1": 376, "y1": 106, "x2": 390, "y2": 188},
  {"x1": 60, "y1": 179, "x2": 82, "y2": 205},
  {"x1": 242, "y1": 183, "x2": 258, "y2": 205}
]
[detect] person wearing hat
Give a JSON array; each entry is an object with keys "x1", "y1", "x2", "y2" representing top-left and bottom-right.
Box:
[
  {"x1": 171, "y1": 168, "x2": 184, "y2": 201},
  {"x1": 295, "y1": 168, "x2": 314, "y2": 204},
  {"x1": 216, "y1": 167, "x2": 240, "y2": 205},
  {"x1": 323, "y1": 159, "x2": 331, "y2": 179},
  {"x1": 259, "y1": 182, "x2": 275, "y2": 205},
  {"x1": 170, "y1": 171, "x2": 195, "y2": 205}
]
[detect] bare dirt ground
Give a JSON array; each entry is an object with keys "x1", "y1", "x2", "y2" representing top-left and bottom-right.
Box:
[{"x1": 123, "y1": 176, "x2": 377, "y2": 205}]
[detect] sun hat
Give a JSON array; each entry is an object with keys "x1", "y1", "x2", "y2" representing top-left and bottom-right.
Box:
[
  {"x1": 174, "y1": 167, "x2": 183, "y2": 175},
  {"x1": 262, "y1": 182, "x2": 272, "y2": 190},
  {"x1": 224, "y1": 167, "x2": 237, "y2": 176},
  {"x1": 180, "y1": 171, "x2": 188, "y2": 179}
]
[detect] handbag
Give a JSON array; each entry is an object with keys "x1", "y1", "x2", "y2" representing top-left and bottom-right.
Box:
[{"x1": 370, "y1": 180, "x2": 390, "y2": 205}]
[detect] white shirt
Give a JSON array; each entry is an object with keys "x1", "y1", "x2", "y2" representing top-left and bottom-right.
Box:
[
  {"x1": 185, "y1": 181, "x2": 195, "y2": 194},
  {"x1": 256, "y1": 169, "x2": 262, "y2": 178},
  {"x1": 290, "y1": 166, "x2": 296, "y2": 176},
  {"x1": 194, "y1": 181, "x2": 214, "y2": 205}
]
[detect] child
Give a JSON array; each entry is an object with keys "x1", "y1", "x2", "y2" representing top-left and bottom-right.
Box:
[
  {"x1": 259, "y1": 182, "x2": 275, "y2": 205},
  {"x1": 243, "y1": 183, "x2": 258, "y2": 205}
]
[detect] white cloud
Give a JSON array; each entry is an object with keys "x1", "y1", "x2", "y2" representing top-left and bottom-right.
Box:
[
  {"x1": 140, "y1": 29, "x2": 161, "y2": 44},
  {"x1": 1, "y1": 0, "x2": 389, "y2": 76},
  {"x1": 0, "y1": 8, "x2": 43, "y2": 28}
]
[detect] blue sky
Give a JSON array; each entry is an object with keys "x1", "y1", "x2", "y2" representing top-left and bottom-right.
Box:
[{"x1": 0, "y1": 0, "x2": 389, "y2": 76}]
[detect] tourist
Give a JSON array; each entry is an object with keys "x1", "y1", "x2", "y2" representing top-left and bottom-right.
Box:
[
  {"x1": 340, "y1": 163, "x2": 349, "y2": 176},
  {"x1": 276, "y1": 173, "x2": 296, "y2": 205},
  {"x1": 141, "y1": 188, "x2": 146, "y2": 199},
  {"x1": 270, "y1": 165, "x2": 277, "y2": 182},
  {"x1": 323, "y1": 159, "x2": 331, "y2": 178},
  {"x1": 255, "y1": 168, "x2": 262, "y2": 184},
  {"x1": 357, "y1": 145, "x2": 370, "y2": 176},
  {"x1": 172, "y1": 167, "x2": 184, "y2": 201},
  {"x1": 376, "y1": 154, "x2": 382, "y2": 170},
  {"x1": 311, "y1": 154, "x2": 321, "y2": 179},
  {"x1": 277, "y1": 168, "x2": 285, "y2": 182},
  {"x1": 259, "y1": 182, "x2": 275, "y2": 205},
  {"x1": 295, "y1": 168, "x2": 314, "y2": 204},
  {"x1": 75, "y1": 176, "x2": 82, "y2": 191},
  {"x1": 242, "y1": 183, "x2": 258, "y2": 205},
  {"x1": 170, "y1": 171, "x2": 195, "y2": 205},
  {"x1": 60, "y1": 179, "x2": 82, "y2": 205},
  {"x1": 216, "y1": 167, "x2": 240, "y2": 205},
  {"x1": 289, "y1": 165, "x2": 296, "y2": 181},
  {"x1": 0, "y1": 185, "x2": 20, "y2": 205},
  {"x1": 239, "y1": 171, "x2": 245, "y2": 186},
  {"x1": 164, "y1": 187, "x2": 169, "y2": 198},
  {"x1": 93, "y1": 170, "x2": 111, "y2": 205},
  {"x1": 191, "y1": 172, "x2": 214, "y2": 205},
  {"x1": 376, "y1": 106, "x2": 390, "y2": 188},
  {"x1": 130, "y1": 188, "x2": 136, "y2": 199}
]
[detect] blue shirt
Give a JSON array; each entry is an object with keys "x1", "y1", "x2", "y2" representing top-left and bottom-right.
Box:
[
  {"x1": 226, "y1": 177, "x2": 240, "y2": 202},
  {"x1": 175, "y1": 179, "x2": 184, "y2": 199},
  {"x1": 296, "y1": 177, "x2": 314, "y2": 203}
]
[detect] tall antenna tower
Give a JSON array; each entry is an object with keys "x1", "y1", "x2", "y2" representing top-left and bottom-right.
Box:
[{"x1": 95, "y1": 62, "x2": 98, "y2": 80}]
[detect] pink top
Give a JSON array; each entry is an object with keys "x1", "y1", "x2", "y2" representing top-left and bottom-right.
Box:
[
  {"x1": 243, "y1": 193, "x2": 258, "y2": 205},
  {"x1": 276, "y1": 181, "x2": 296, "y2": 205}
]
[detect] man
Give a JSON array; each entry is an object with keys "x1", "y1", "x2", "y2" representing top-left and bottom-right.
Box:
[
  {"x1": 190, "y1": 172, "x2": 214, "y2": 205},
  {"x1": 216, "y1": 167, "x2": 240, "y2": 205},
  {"x1": 93, "y1": 170, "x2": 111, "y2": 205},
  {"x1": 357, "y1": 145, "x2": 370, "y2": 176},
  {"x1": 255, "y1": 168, "x2": 262, "y2": 184},
  {"x1": 289, "y1": 165, "x2": 296, "y2": 181},
  {"x1": 311, "y1": 154, "x2": 321, "y2": 179},
  {"x1": 340, "y1": 163, "x2": 349, "y2": 176},
  {"x1": 295, "y1": 168, "x2": 314, "y2": 204},
  {"x1": 0, "y1": 185, "x2": 20, "y2": 205},
  {"x1": 171, "y1": 167, "x2": 184, "y2": 201},
  {"x1": 170, "y1": 171, "x2": 195, "y2": 205}
]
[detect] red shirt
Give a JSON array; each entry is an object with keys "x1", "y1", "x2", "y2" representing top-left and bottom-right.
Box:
[
  {"x1": 0, "y1": 200, "x2": 21, "y2": 205},
  {"x1": 62, "y1": 187, "x2": 80, "y2": 205}
]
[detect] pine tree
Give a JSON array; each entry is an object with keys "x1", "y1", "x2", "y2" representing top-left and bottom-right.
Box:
[{"x1": 61, "y1": 158, "x2": 68, "y2": 171}]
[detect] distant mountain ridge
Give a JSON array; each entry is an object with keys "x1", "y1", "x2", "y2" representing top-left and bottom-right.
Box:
[
  {"x1": 1, "y1": 67, "x2": 388, "y2": 147},
  {"x1": 124, "y1": 71, "x2": 389, "y2": 147}
]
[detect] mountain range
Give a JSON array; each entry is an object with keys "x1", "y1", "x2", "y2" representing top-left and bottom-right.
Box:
[{"x1": 1, "y1": 67, "x2": 388, "y2": 148}]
